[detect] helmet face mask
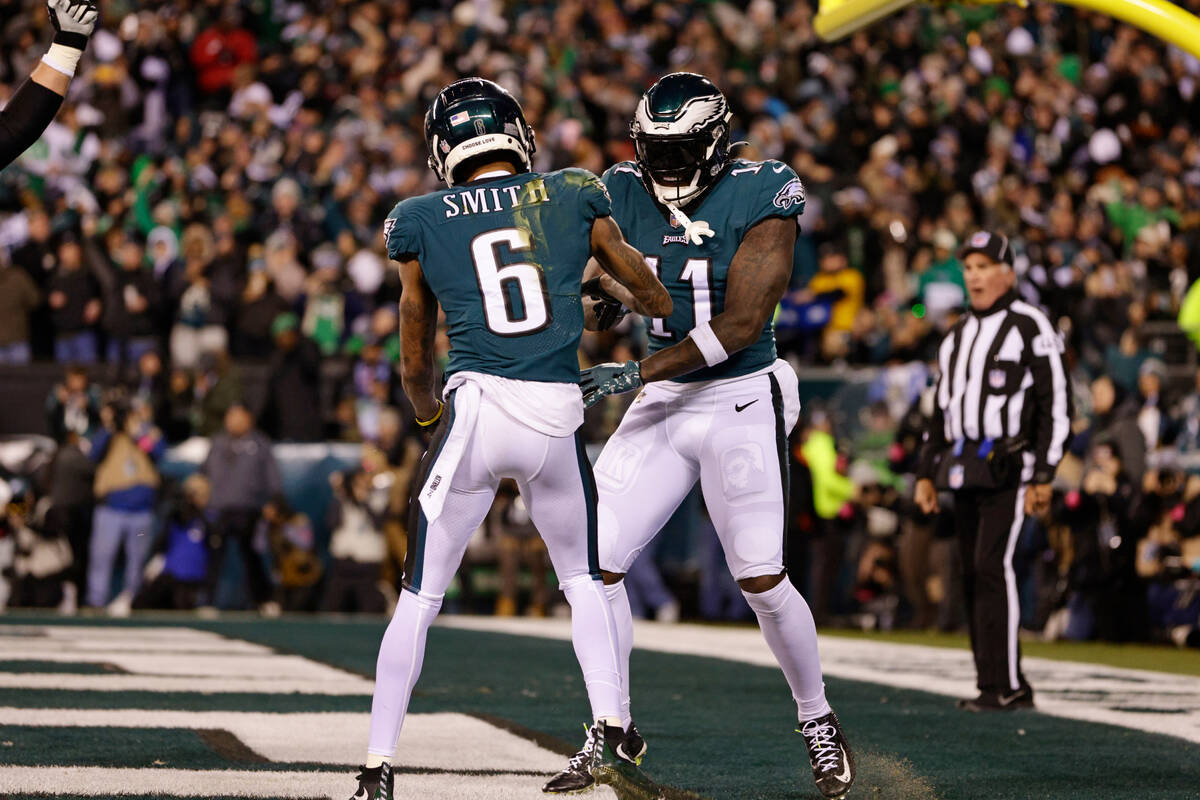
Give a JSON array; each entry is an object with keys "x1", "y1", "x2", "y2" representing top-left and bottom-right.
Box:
[
  {"x1": 631, "y1": 73, "x2": 732, "y2": 207},
  {"x1": 425, "y1": 78, "x2": 536, "y2": 187}
]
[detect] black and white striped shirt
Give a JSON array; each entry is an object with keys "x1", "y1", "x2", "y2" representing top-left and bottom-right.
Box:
[{"x1": 918, "y1": 290, "x2": 1073, "y2": 485}]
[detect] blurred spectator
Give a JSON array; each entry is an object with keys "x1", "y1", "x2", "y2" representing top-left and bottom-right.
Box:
[
  {"x1": 262, "y1": 493, "x2": 322, "y2": 613},
  {"x1": 134, "y1": 474, "x2": 212, "y2": 611},
  {"x1": 0, "y1": 256, "x2": 41, "y2": 363},
  {"x1": 1082, "y1": 375, "x2": 1147, "y2": 481},
  {"x1": 38, "y1": 430, "x2": 95, "y2": 614},
  {"x1": 47, "y1": 235, "x2": 102, "y2": 363},
  {"x1": 190, "y1": 8, "x2": 257, "y2": 98},
  {"x1": 192, "y1": 350, "x2": 242, "y2": 436},
  {"x1": 201, "y1": 404, "x2": 280, "y2": 613},
  {"x1": 806, "y1": 243, "x2": 866, "y2": 361},
  {"x1": 45, "y1": 364, "x2": 101, "y2": 442},
  {"x1": 162, "y1": 368, "x2": 196, "y2": 443},
  {"x1": 322, "y1": 471, "x2": 386, "y2": 614},
  {"x1": 914, "y1": 230, "x2": 965, "y2": 327},
  {"x1": 258, "y1": 312, "x2": 323, "y2": 442},
  {"x1": 9, "y1": 210, "x2": 55, "y2": 358},
  {"x1": 1135, "y1": 358, "x2": 1169, "y2": 452},
  {"x1": 126, "y1": 350, "x2": 169, "y2": 430},
  {"x1": 799, "y1": 412, "x2": 858, "y2": 624},
  {"x1": 87, "y1": 398, "x2": 165, "y2": 615},
  {"x1": 233, "y1": 269, "x2": 290, "y2": 359},
  {"x1": 168, "y1": 226, "x2": 231, "y2": 369},
  {"x1": 100, "y1": 237, "x2": 159, "y2": 366},
  {"x1": 7, "y1": 486, "x2": 72, "y2": 608}
]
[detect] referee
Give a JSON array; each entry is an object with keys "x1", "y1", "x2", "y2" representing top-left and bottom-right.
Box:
[
  {"x1": 0, "y1": 0, "x2": 98, "y2": 170},
  {"x1": 914, "y1": 231, "x2": 1072, "y2": 712}
]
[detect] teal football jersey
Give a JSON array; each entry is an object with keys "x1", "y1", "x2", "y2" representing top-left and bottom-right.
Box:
[
  {"x1": 601, "y1": 159, "x2": 806, "y2": 383},
  {"x1": 384, "y1": 169, "x2": 611, "y2": 384}
]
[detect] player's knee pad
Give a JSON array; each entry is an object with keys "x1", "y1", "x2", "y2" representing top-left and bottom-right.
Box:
[
  {"x1": 559, "y1": 573, "x2": 603, "y2": 596},
  {"x1": 398, "y1": 584, "x2": 445, "y2": 612},
  {"x1": 740, "y1": 576, "x2": 793, "y2": 617}
]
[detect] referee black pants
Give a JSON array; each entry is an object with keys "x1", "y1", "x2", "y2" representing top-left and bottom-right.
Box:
[{"x1": 953, "y1": 485, "x2": 1029, "y2": 694}]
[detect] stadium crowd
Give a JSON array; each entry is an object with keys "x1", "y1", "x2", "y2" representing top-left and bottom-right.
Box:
[{"x1": 0, "y1": 0, "x2": 1198, "y2": 646}]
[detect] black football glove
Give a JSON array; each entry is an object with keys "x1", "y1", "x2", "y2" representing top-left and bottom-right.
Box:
[
  {"x1": 581, "y1": 277, "x2": 629, "y2": 331},
  {"x1": 48, "y1": 0, "x2": 98, "y2": 52}
]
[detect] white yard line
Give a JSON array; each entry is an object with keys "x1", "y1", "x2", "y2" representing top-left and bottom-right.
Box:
[
  {"x1": 0, "y1": 625, "x2": 375, "y2": 695},
  {"x1": 438, "y1": 616, "x2": 1200, "y2": 746},
  {"x1": 0, "y1": 709, "x2": 564, "y2": 771},
  {"x1": 0, "y1": 767, "x2": 618, "y2": 800}
]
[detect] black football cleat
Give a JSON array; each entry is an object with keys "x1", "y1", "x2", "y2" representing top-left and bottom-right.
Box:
[
  {"x1": 348, "y1": 763, "x2": 393, "y2": 800},
  {"x1": 618, "y1": 721, "x2": 646, "y2": 765},
  {"x1": 798, "y1": 711, "x2": 855, "y2": 799},
  {"x1": 543, "y1": 722, "x2": 634, "y2": 794},
  {"x1": 957, "y1": 685, "x2": 1035, "y2": 712}
]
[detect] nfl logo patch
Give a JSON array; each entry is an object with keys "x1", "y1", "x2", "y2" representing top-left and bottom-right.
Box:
[
  {"x1": 669, "y1": 213, "x2": 679, "y2": 227},
  {"x1": 449, "y1": 111, "x2": 470, "y2": 125},
  {"x1": 989, "y1": 369, "x2": 1006, "y2": 389},
  {"x1": 949, "y1": 464, "x2": 964, "y2": 489}
]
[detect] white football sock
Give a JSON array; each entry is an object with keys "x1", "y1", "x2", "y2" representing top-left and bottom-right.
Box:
[
  {"x1": 366, "y1": 589, "x2": 442, "y2": 762},
  {"x1": 561, "y1": 574, "x2": 623, "y2": 723},
  {"x1": 741, "y1": 578, "x2": 832, "y2": 722},
  {"x1": 603, "y1": 579, "x2": 635, "y2": 729}
]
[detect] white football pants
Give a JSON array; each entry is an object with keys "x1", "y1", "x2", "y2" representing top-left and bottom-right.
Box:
[
  {"x1": 596, "y1": 359, "x2": 801, "y2": 580},
  {"x1": 367, "y1": 387, "x2": 622, "y2": 761},
  {"x1": 596, "y1": 359, "x2": 831, "y2": 724}
]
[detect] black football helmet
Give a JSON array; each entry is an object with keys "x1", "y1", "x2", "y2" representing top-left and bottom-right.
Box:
[
  {"x1": 424, "y1": 78, "x2": 536, "y2": 187},
  {"x1": 631, "y1": 72, "x2": 733, "y2": 206}
]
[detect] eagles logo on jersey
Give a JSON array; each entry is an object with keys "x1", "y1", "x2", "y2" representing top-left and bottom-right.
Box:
[
  {"x1": 630, "y1": 72, "x2": 734, "y2": 206},
  {"x1": 773, "y1": 178, "x2": 805, "y2": 209},
  {"x1": 424, "y1": 78, "x2": 536, "y2": 187}
]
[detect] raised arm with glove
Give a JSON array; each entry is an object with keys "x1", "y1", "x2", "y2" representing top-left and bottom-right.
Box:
[{"x1": 0, "y1": 0, "x2": 99, "y2": 170}]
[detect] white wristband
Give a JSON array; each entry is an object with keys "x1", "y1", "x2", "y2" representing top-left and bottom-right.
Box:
[
  {"x1": 688, "y1": 321, "x2": 729, "y2": 367},
  {"x1": 42, "y1": 44, "x2": 83, "y2": 78}
]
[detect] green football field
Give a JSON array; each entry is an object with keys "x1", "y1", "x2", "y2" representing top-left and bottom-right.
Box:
[{"x1": 0, "y1": 612, "x2": 1198, "y2": 800}]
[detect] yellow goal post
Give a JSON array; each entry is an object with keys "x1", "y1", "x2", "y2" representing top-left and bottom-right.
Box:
[{"x1": 814, "y1": 0, "x2": 1200, "y2": 59}]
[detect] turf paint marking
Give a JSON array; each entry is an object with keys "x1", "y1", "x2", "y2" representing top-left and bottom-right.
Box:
[
  {"x1": 0, "y1": 767, "x2": 620, "y2": 800},
  {"x1": 0, "y1": 624, "x2": 619, "y2": 799},
  {"x1": 0, "y1": 709, "x2": 566, "y2": 771},
  {"x1": 440, "y1": 617, "x2": 1200, "y2": 746},
  {"x1": 0, "y1": 625, "x2": 374, "y2": 694}
]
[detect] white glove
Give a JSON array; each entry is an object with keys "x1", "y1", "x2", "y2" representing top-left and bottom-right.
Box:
[{"x1": 48, "y1": 0, "x2": 99, "y2": 51}]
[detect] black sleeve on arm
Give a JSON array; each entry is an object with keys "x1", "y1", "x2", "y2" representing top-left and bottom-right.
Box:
[
  {"x1": 915, "y1": 391, "x2": 946, "y2": 481},
  {"x1": 0, "y1": 78, "x2": 65, "y2": 170}
]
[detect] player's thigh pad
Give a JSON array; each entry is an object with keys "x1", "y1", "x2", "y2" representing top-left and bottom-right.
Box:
[
  {"x1": 699, "y1": 363, "x2": 800, "y2": 581},
  {"x1": 593, "y1": 392, "x2": 700, "y2": 574},
  {"x1": 405, "y1": 401, "x2": 504, "y2": 597},
  {"x1": 517, "y1": 429, "x2": 600, "y2": 584}
]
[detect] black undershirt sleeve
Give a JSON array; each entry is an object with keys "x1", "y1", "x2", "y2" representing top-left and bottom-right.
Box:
[{"x1": 0, "y1": 77, "x2": 66, "y2": 170}]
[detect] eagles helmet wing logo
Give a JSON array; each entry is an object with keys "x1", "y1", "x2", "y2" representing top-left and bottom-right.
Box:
[
  {"x1": 773, "y1": 178, "x2": 806, "y2": 209},
  {"x1": 636, "y1": 94, "x2": 726, "y2": 134}
]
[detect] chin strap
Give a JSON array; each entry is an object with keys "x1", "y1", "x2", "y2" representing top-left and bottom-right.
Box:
[{"x1": 665, "y1": 202, "x2": 715, "y2": 246}]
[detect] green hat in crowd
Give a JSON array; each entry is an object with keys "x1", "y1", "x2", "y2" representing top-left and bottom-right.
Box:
[{"x1": 271, "y1": 312, "x2": 299, "y2": 338}]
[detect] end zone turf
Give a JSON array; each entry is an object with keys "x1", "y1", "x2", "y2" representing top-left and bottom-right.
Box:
[{"x1": 2, "y1": 614, "x2": 1198, "y2": 799}]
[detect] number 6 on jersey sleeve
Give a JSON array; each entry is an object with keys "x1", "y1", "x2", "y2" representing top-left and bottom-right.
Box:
[{"x1": 470, "y1": 227, "x2": 551, "y2": 336}]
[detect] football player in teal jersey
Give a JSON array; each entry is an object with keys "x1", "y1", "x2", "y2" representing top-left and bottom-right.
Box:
[
  {"x1": 348, "y1": 78, "x2": 670, "y2": 800},
  {"x1": 571, "y1": 73, "x2": 856, "y2": 799}
]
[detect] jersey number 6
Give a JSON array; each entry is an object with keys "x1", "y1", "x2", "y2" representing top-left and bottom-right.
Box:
[{"x1": 470, "y1": 228, "x2": 551, "y2": 336}]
